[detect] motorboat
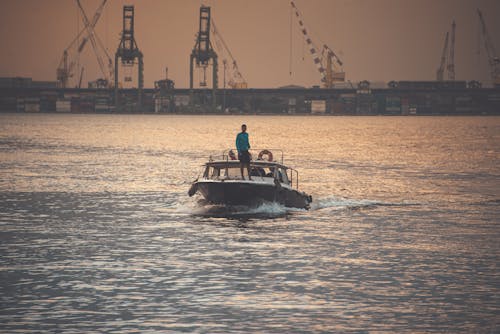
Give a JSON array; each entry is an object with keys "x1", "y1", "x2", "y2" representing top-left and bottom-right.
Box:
[{"x1": 188, "y1": 149, "x2": 312, "y2": 209}]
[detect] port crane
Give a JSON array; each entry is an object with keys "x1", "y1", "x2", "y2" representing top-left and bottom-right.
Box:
[
  {"x1": 211, "y1": 20, "x2": 247, "y2": 89},
  {"x1": 436, "y1": 32, "x2": 449, "y2": 81},
  {"x1": 447, "y1": 20, "x2": 456, "y2": 80},
  {"x1": 290, "y1": 0, "x2": 345, "y2": 88},
  {"x1": 190, "y1": 6, "x2": 218, "y2": 91},
  {"x1": 435, "y1": 20, "x2": 456, "y2": 81},
  {"x1": 114, "y1": 5, "x2": 144, "y2": 108},
  {"x1": 75, "y1": 0, "x2": 114, "y2": 86},
  {"x1": 477, "y1": 8, "x2": 500, "y2": 86},
  {"x1": 56, "y1": 0, "x2": 112, "y2": 88}
]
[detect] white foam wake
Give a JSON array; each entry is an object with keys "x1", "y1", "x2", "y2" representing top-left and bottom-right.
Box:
[
  {"x1": 310, "y1": 195, "x2": 419, "y2": 211},
  {"x1": 310, "y1": 196, "x2": 383, "y2": 211}
]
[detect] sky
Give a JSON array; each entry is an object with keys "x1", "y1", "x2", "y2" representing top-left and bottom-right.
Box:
[{"x1": 0, "y1": 0, "x2": 499, "y2": 88}]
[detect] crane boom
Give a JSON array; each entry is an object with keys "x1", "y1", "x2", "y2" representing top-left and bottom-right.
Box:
[
  {"x1": 477, "y1": 8, "x2": 500, "y2": 85},
  {"x1": 436, "y1": 31, "x2": 449, "y2": 81},
  {"x1": 447, "y1": 20, "x2": 456, "y2": 81},
  {"x1": 290, "y1": 1, "x2": 344, "y2": 87},
  {"x1": 290, "y1": 1, "x2": 326, "y2": 83},
  {"x1": 57, "y1": 0, "x2": 110, "y2": 88},
  {"x1": 76, "y1": 0, "x2": 109, "y2": 80},
  {"x1": 211, "y1": 20, "x2": 247, "y2": 88}
]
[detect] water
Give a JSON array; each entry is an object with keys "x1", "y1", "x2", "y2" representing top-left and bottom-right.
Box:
[{"x1": 0, "y1": 114, "x2": 499, "y2": 333}]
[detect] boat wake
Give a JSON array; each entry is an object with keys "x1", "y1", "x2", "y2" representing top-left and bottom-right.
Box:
[
  {"x1": 171, "y1": 197, "x2": 289, "y2": 219},
  {"x1": 311, "y1": 195, "x2": 419, "y2": 212},
  {"x1": 174, "y1": 194, "x2": 419, "y2": 219}
]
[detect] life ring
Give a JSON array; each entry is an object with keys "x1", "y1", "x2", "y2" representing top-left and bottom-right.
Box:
[{"x1": 258, "y1": 149, "x2": 273, "y2": 162}]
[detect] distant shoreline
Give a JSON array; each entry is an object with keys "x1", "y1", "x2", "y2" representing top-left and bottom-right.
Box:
[{"x1": 1, "y1": 111, "x2": 498, "y2": 117}]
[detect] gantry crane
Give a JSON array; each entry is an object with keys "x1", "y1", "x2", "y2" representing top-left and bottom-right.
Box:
[
  {"x1": 189, "y1": 6, "x2": 218, "y2": 110},
  {"x1": 477, "y1": 8, "x2": 500, "y2": 86},
  {"x1": 114, "y1": 5, "x2": 144, "y2": 109},
  {"x1": 190, "y1": 6, "x2": 218, "y2": 90},
  {"x1": 56, "y1": 0, "x2": 112, "y2": 88},
  {"x1": 290, "y1": 0, "x2": 345, "y2": 88}
]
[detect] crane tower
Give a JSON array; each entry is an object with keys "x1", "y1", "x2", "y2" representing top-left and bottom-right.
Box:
[
  {"x1": 114, "y1": 5, "x2": 144, "y2": 109},
  {"x1": 190, "y1": 6, "x2": 218, "y2": 90}
]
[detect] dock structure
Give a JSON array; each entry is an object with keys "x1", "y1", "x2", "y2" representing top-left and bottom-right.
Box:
[{"x1": 0, "y1": 81, "x2": 499, "y2": 115}]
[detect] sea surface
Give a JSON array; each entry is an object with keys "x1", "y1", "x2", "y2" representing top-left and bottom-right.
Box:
[{"x1": 0, "y1": 114, "x2": 499, "y2": 333}]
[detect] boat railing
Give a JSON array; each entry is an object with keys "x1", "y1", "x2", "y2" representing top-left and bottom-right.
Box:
[
  {"x1": 208, "y1": 149, "x2": 301, "y2": 190},
  {"x1": 289, "y1": 168, "x2": 299, "y2": 190},
  {"x1": 220, "y1": 148, "x2": 284, "y2": 164}
]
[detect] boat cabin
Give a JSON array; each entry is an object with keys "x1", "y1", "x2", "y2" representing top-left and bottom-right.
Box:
[{"x1": 201, "y1": 160, "x2": 299, "y2": 189}]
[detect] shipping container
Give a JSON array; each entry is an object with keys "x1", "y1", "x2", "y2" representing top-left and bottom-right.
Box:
[
  {"x1": 356, "y1": 94, "x2": 375, "y2": 115},
  {"x1": 1, "y1": 77, "x2": 32, "y2": 88},
  {"x1": 40, "y1": 91, "x2": 58, "y2": 112},
  {"x1": 174, "y1": 95, "x2": 190, "y2": 107},
  {"x1": 95, "y1": 96, "x2": 110, "y2": 113},
  {"x1": 401, "y1": 97, "x2": 409, "y2": 115},
  {"x1": 31, "y1": 81, "x2": 58, "y2": 89},
  {"x1": 154, "y1": 97, "x2": 171, "y2": 113},
  {"x1": 487, "y1": 94, "x2": 500, "y2": 114},
  {"x1": 79, "y1": 96, "x2": 95, "y2": 113},
  {"x1": 0, "y1": 77, "x2": 14, "y2": 88},
  {"x1": 398, "y1": 81, "x2": 466, "y2": 90},
  {"x1": 338, "y1": 94, "x2": 356, "y2": 115},
  {"x1": 71, "y1": 97, "x2": 80, "y2": 113},
  {"x1": 331, "y1": 102, "x2": 345, "y2": 114},
  {"x1": 16, "y1": 98, "x2": 25, "y2": 112},
  {"x1": 0, "y1": 97, "x2": 16, "y2": 112},
  {"x1": 455, "y1": 96, "x2": 474, "y2": 114},
  {"x1": 385, "y1": 96, "x2": 401, "y2": 114},
  {"x1": 310, "y1": 100, "x2": 326, "y2": 114},
  {"x1": 56, "y1": 98, "x2": 71, "y2": 112},
  {"x1": 24, "y1": 97, "x2": 40, "y2": 112}
]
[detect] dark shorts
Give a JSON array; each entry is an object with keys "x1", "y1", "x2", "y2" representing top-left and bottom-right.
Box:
[{"x1": 238, "y1": 150, "x2": 251, "y2": 163}]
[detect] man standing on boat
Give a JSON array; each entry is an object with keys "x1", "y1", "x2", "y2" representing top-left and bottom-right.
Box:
[{"x1": 236, "y1": 124, "x2": 252, "y2": 180}]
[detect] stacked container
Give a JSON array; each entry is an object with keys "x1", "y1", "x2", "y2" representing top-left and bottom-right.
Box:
[{"x1": 56, "y1": 98, "x2": 71, "y2": 112}]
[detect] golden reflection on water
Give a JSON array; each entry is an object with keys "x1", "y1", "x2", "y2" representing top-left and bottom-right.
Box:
[{"x1": 0, "y1": 115, "x2": 499, "y2": 332}]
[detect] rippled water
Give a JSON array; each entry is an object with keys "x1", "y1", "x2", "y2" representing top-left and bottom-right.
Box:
[{"x1": 0, "y1": 114, "x2": 499, "y2": 333}]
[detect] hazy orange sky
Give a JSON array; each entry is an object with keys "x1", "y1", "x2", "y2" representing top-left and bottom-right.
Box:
[{"x1": 0, "y1": 0, "x2": 499, "y2": 88}]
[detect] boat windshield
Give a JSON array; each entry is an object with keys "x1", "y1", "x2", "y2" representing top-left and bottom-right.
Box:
[{"x1": 204, "y1": 164, "x2": 289, "y2": 184}]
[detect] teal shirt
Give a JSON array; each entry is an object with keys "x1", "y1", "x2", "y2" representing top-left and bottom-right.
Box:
[{"x1": 236, "y1": 132, "x2": 250, "y2": 152}]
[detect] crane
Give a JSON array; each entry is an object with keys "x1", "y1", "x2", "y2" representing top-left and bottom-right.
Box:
[
  {"x1": 189, "y1": 6, "x2": 218, "y2": 90},
  {"x1": 56, "y1": 0, "x2": 111, "y2": 88},
  {"x1": 447, "y1": 20, "x2": 456, "y2": 80},
  {"x1": 435, "y1": 20, "x2": 455, "y2": 81},
  {"x1": 477, "y1": 8, "x2": 500, "y2": 86},
  {"x1": 76, "y1": 0, "x2": 114, "y2": 85},
  {"x1": 290, "y1": 0, "x2": 345, "y2": 88},
  {"x1": 436, "y1": 31, "x2": 449, "y2": 81},
  {"x1": 211, "y1": 20, "x2": 247, "y2": 89}
]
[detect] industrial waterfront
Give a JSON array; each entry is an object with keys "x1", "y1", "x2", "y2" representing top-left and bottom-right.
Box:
[
  {"x1": 1, "y1": 83, "x2": 500, "y2": 115},
  {"x1": 1, "y1": 1, "x2": 500, "y2": 333},
  {"x1": 1, "y1": 2, "x2": 499, "y2": 115}
]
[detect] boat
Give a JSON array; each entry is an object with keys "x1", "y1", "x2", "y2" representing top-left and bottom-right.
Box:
[{"x1": 188, "y1": 149, "x2": 312, "y2": 209}]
